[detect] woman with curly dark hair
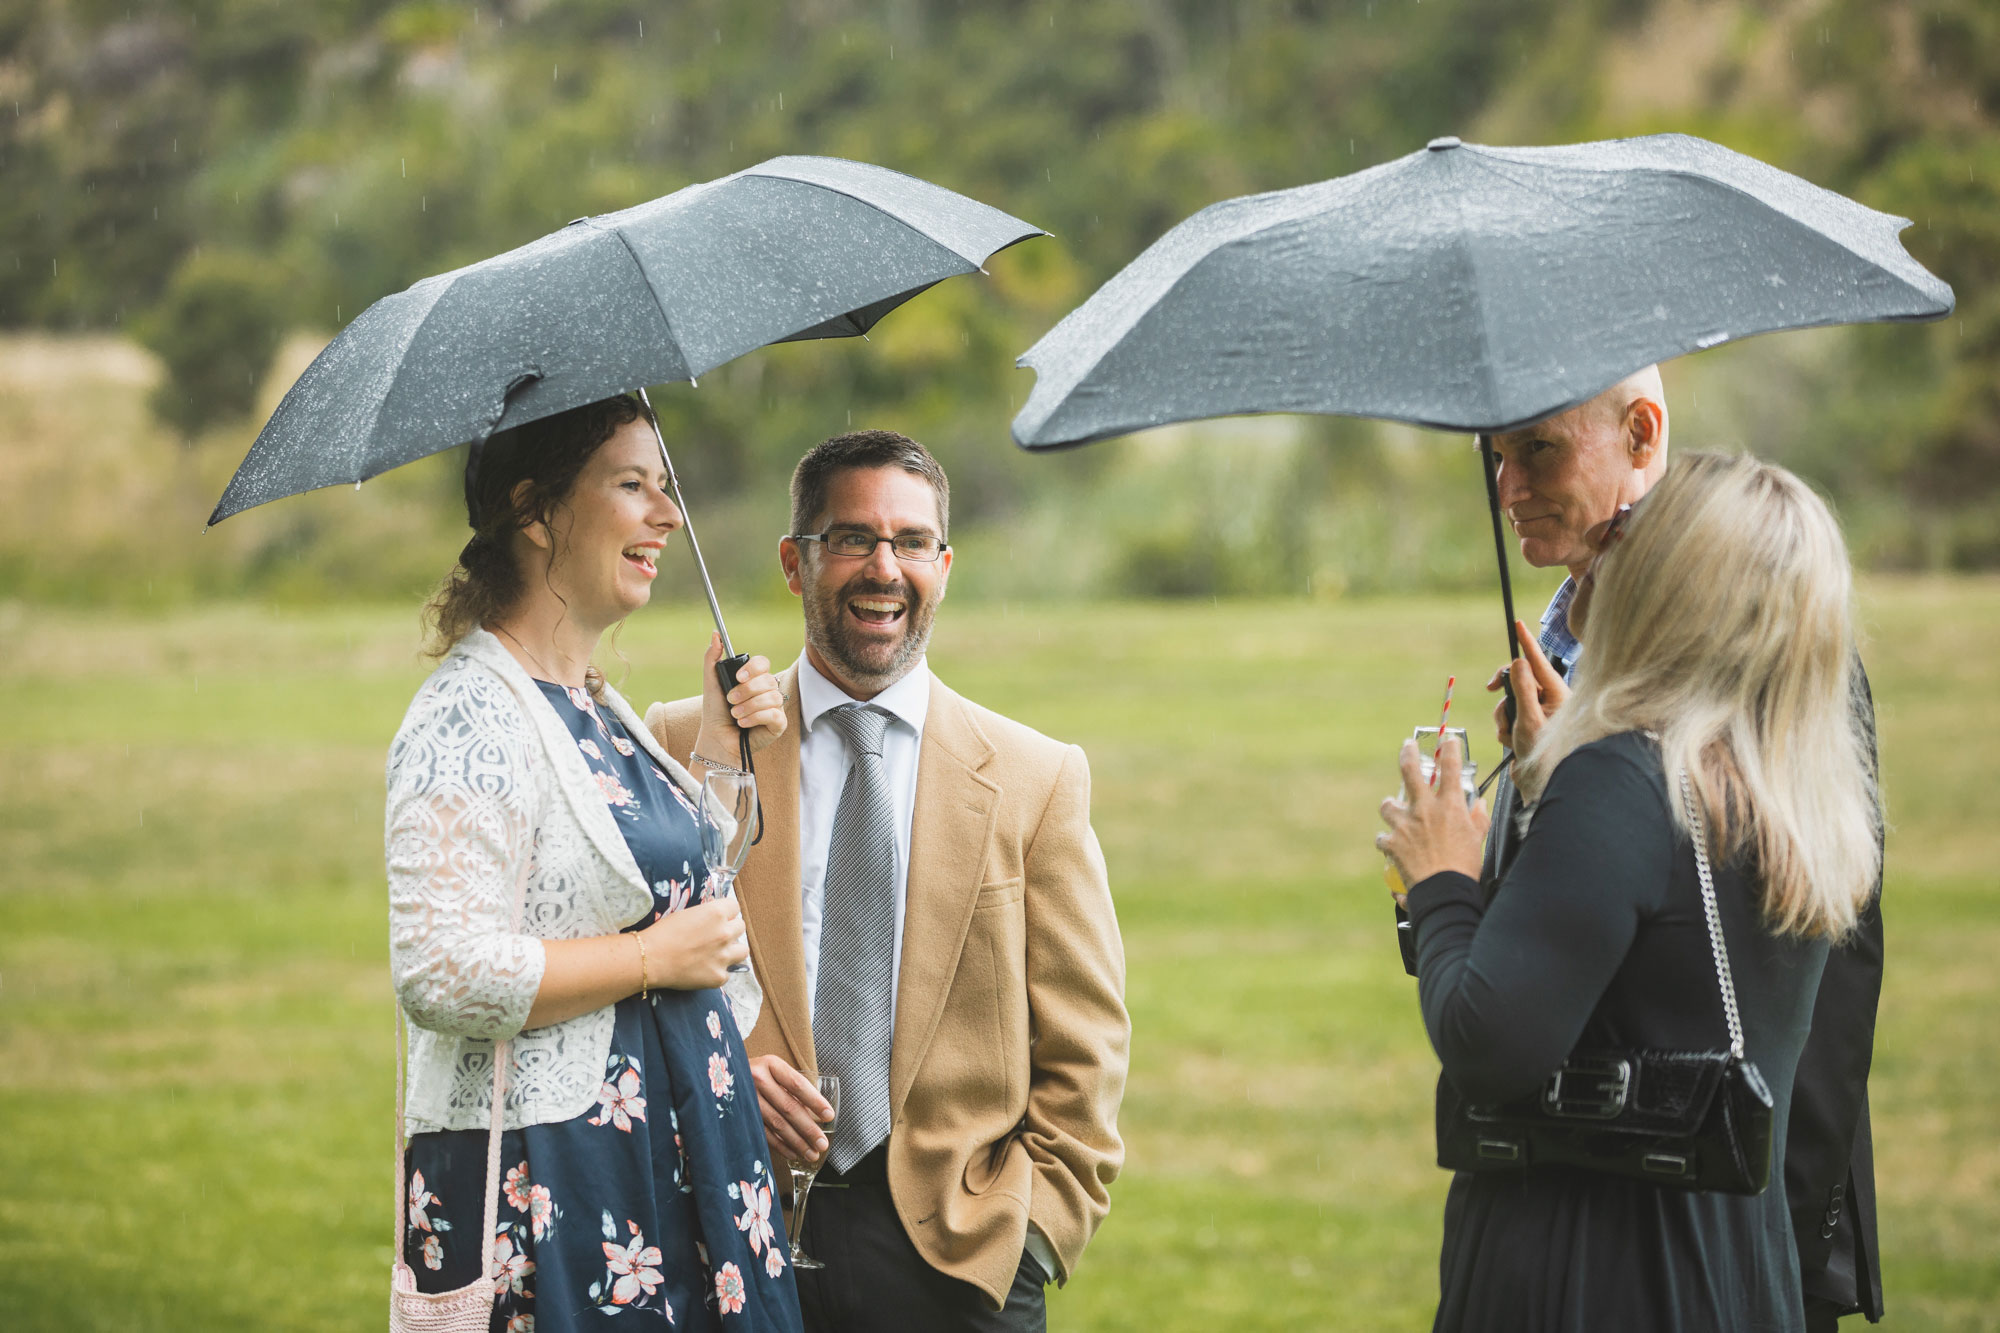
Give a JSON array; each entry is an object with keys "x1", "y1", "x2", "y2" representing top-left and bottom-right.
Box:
[{"x1": 387, "y1": 394, "x2": 803, "y2": 1331}]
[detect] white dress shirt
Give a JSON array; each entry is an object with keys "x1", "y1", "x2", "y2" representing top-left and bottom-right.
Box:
[{"x1": 795, "y1": 652, "x2": 931, "y2": 1027}]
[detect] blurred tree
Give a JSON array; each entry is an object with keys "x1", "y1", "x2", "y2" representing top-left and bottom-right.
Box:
[
  {"x1": 1, "y1": 0, "x2": 1994, "y2": 591},
  {"x1": 135, "y1": 248, "x2": 287, "y2": 441}
]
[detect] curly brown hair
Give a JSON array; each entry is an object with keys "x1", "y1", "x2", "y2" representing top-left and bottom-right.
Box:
[{"x1": 422, "y1": 394, "x2": 646, "y2": 660}]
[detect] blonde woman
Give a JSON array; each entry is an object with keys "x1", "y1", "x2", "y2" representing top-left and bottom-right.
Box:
[{"x1": 1377, "y1": 453, "x2": 1881, "y2": 1333}]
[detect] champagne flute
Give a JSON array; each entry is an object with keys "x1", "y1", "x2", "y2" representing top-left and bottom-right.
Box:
[
  {"x1": 699, "y1": 770, "x2": 760, "y2": 974},
  {"x1": 786, "y1": 1074, "x2": 840, "y2": 1271}
]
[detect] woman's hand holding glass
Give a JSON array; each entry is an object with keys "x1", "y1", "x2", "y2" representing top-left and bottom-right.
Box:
[
  {"x1": 1377, "y1": 737, "x2": 1490, "y2": 891},
  {"x1": 693, "y1": 634, "x2": 787, "y2": 766},
  {"x1": 639, "y1": 896, "x2": 749, "y2": 991}
]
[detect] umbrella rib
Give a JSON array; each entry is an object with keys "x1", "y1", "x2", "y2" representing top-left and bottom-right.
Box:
[
  {"x1": 742, "y1": 164, "x2": 1038, "y2": 267},
  {"x1": 592, "y1": 221, "x2": 692, "y2": 380},
  {"x1": 1460, "y1": 154, "x2": 1606, "y2": 224},
  {"x1": 1448, "y1": 183, "x2": 1509, "y2": 427},
  {"x1": 344, "y1": 277, "x2": 459, "y2": 486},
  {"x1": 1471, "y1": 148, "x2": 1947, "y2": 310},
  {"x1": 777, "y1": 183, "x2": 986, "y2": 282}
]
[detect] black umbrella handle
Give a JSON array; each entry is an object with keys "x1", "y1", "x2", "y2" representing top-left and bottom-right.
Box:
[
  {"x1": 1478, "y1": 434, "x2": 1523, "y2": 733},
  {"x1": 715, "y1": 653, "x2": 752, "y2": 716},
  {"x1": 713, "y1": 651, "x2": 766, "y2": 846}
]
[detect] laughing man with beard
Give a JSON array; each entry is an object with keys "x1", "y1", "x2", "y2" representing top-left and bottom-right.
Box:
[{"x1": 647, "y1": 430, "x2": 1129, "y2": 1333}]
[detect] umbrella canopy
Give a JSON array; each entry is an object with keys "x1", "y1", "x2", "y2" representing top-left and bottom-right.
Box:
[
  {"x1": 1012, "y1": 132, "x2": 1952, "y2": 450},
  {"x1": 209, "y1": 155, "x2": 1043, "y2": 525}
]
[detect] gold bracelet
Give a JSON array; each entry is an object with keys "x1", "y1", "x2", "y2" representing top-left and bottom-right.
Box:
[
  {"x1": 634, "y1": 931, "x2": 650, "y2": 1000},
  {"x1": 690, "y1": 750, "x2": 751, "y2": 776}
]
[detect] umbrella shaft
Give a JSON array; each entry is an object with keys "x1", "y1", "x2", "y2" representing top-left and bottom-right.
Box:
[
  {"x1": 637, "y1": 387, "x2": 735, "y2": 658},
  {"x1": 1479, "y1": 433, "x2": 1523, "y2": 666},
  {"x1": 680, "y1": 515, "x2": 736, "y2": 660}
]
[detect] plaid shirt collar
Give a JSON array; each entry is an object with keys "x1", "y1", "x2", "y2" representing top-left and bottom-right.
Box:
[{"x1": 1539, "y1": 577, "x2": 1581, "y2": 679}]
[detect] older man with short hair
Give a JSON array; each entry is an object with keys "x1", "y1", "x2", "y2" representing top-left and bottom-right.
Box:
[{"x1": 1415, "y1": 367, "x2": 1886, "y2": 1330}]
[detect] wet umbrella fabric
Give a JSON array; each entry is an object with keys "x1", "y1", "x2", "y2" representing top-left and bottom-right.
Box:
[
  {"x1": 1011, "y1": 132, "x2": 1952, "y2": 451},
  {"x1": 208, "y1": 155, "x2": 1043, "y2": 525}
]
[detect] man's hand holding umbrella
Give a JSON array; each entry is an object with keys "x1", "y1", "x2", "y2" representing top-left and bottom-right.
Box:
[{"x1": 1488, "y1": 622, "x2": 1568, "y2": 756}]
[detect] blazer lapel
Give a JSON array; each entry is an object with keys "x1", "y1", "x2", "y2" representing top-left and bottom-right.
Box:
[
  {"x1": 890, "y1": 678, "x2": 1000, "y2": 1116},
  {"x1": 737, "y1": 668, "x2": 814, "y2": 1070}
]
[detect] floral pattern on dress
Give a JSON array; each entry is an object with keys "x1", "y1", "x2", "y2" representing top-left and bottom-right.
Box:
[
  {"x1": 715, "y1": 1262, "x2": 747, "y2": 1315},
  {"x1": 502, "y1": 1161, "x2": 562, "y2": 1243},
  {"x1": 588, "y1": 1054, "x2": 649, "y2": 1133},
  {"x1": 654, "y1": 875, "x2": 696, "y2": 915},
  {"x1": 705, "y1": 1010, "x2": 723, "y2": 1041},
  {"x1": 668, "y1": 782, "x2": 701, "y2": 820},
  {"x1": 611, "y1": 736, "x2": 636, "y2": 757},
  {"x1": 493, "y1": 1225, "x2": 536, "y2": 1297},
  {"x1": 408, "y1": 1169, "x2": 449, "y2": 1237},
  {"x1": 578, "y1": 738, "x2": 605, "y2": 761},
  {"x1": 591, "y1": 770, "x2": 637, "y2": 809},
  {"x1": 504, "y1": 1162, "x2": 534, "y2": 1213},
  {"x1": 672, "y1": 1107, "x2": 691, "y2": 1194},
  {"x1": 591, "y1": 1214, "x2": 669, "y2": 1317},
  {"x1": 526, "y1": 1184, "x2": 558, "y2": 1242},
  {"x1": 728, "y1": 1162, "x2": 783, "y2": 1283},
  {"x1": 708, "y1": 1052, "x2": 735, "y2": 1103}
]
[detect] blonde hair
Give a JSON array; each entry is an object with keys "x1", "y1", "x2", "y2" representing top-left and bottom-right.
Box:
[{"x1": 1516, "y1": 452, "x2": 1880, "y2": 940}]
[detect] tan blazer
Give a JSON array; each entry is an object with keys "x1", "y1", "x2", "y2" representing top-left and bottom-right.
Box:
[{"x1": 647, "y1": 666, "x2": 1128, "y2": 1308}]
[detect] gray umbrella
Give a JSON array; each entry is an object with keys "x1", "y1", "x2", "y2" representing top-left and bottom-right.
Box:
[
  {"x1": 209, "y1": 156, "x2": 1039, "y2": 703},
  {"x1": 213, "y1": 155, "x2": 1042, "y2": 527},
  {"x1": 1014, "y1": 133, "x2": 1950, "y2": 447},
  {"x1": 1011, "y1": 132, "x2": 1952, "y2": 664}
]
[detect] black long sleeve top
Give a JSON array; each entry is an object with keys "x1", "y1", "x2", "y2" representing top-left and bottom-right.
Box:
[{"x1": 1406, "y1": 730, "x2": 1829, "y2": 1332}]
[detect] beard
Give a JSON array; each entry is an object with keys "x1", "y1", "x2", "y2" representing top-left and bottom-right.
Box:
[{"x1": 801, "y1": 565, "x2": 940, "y2": 695}]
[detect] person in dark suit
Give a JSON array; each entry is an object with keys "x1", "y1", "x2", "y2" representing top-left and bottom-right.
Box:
[{"x1": 1396, "y1": 368, "x2": 1884, "y2": 1326}]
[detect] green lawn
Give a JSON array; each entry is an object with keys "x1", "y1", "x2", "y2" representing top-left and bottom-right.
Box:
[{"x1": 2, "y1": 586, "x2": 1996, "y2": 1330}]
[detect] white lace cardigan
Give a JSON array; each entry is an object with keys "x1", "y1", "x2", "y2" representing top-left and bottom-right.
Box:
[{"x1": 386, "y1": 628, "x2": 760, "y2": 1134}]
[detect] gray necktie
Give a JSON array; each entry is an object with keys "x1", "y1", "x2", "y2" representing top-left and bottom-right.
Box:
[{"x1": 815, "y1": 704, "x2": 898, "y2": 1172}]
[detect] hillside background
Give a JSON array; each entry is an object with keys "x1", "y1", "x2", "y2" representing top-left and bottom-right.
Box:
[
  {"x1": 7, "y1": 6, "x2": 2000, "y2": 1330},
  {"x1": 3, "y1": 0, "x2": 1998, "y2": 605}
]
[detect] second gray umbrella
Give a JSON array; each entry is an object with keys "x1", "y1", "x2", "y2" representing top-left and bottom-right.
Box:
[{"x1": 1013, "y1": 132, "x2": 1951, "y2": 449}]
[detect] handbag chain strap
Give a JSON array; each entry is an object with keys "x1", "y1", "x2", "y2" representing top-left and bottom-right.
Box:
[{"x1": 1679, "y1": 769, "x2": 1745, "y2": 1060}]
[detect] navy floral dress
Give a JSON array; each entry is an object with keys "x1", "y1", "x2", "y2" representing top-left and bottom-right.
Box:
[{"x1": 404, "y1": 681, "x2": 801, "y2": 1333}]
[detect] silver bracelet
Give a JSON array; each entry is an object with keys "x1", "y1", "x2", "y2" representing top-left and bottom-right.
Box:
[{"x1": 690, "y1": 750, "x2": 750, "y2": 776}]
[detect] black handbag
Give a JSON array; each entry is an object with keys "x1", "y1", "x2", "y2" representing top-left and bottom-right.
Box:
[{"x1": 1435, "y1": 771, "x2": 1776, "y2": 1195}]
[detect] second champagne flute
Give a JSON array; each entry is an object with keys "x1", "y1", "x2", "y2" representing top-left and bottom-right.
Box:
[{"x1": 786, "y1": 1074, "x2": 840, "y2": 1271}]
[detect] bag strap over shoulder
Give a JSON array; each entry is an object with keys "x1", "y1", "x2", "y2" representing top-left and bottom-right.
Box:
[
  {"x1": 392, "y1": 828, "x2": 535, "y2": 1285},
  {"x1": 1678, "y1": 769, "x2": 1745, "y2": 1060}
]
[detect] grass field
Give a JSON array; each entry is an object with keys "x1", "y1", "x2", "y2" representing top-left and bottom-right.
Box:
[{"x1": 2, "y1": 586, "x2": 1997, "y2": 1330}]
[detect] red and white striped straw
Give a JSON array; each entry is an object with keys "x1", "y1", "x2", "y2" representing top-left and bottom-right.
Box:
[{"x1": 1431, "y1": 675, "x2": 1456, "y2": 785}]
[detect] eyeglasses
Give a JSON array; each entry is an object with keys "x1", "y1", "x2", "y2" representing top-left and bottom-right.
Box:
[{"x1": 787, "y1": 530, "x2": 949, "y2": 563}]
